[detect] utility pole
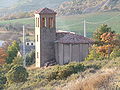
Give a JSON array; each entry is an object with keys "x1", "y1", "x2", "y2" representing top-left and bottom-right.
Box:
[
  {"x1": 84, "y1": 19, "x2": 87, "y2": 37},
  {"x1": 23, "y1": 25, "x2": 26, "y2": 67}
]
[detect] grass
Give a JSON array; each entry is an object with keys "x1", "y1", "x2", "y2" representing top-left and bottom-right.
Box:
[
  {"x1": 58, "y1": 69, "x2": 116, "y2": 90},
  {"x1": 0, "y1": 12, "x2": 120, "y2": 37},
  {"x1": 5, "y1": 57, "x2": 120, "y2": 90}
]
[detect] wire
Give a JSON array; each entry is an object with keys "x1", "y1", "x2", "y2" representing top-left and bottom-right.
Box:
[{"x1": 86, "y1": 14, "x2": 120, "y2": 24}]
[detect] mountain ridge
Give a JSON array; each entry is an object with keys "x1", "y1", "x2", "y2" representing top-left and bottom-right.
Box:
[{"x1": 0, "y1": 0, "x2": 120, "y2": 16}]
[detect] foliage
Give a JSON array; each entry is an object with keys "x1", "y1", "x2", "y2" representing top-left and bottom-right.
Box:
[
  {"x1": 97, "y1": 45, "x2": 113, "y2": 57},
  {"x1": 5, "y1": 57, "x2": 120, "y2": 90},
  {"x1": 6, "y1": 65, "x2": 28, "y2": 84},
  {"x1": 93, "y1": 24, "x2": 115, "y2": 41},
  {"x1": 85, "y1": 45, "x2": 103, "y2": 61},
  {"x1": 110, "y1": 47, "x2": 120, "y2": 59},
  {"x1": 0, "y1": 75, "x2": 7, "y2": 89},
  {"x1": 12, "y1": 56, "x2": 23, "y2": 66},
  {"x1": 0, "y1": 48, "x2": 8, "y2": 65},
  {"x1": 100, "y1": 32, "x2": 115, "y2": 43},
  {"x1": 26, "y1": 51, "x2": 35, "y2": 66},
  {"x1": 92, "y1": 24, "x2": 120, "y2": 59},
  {"x1": 45, "y1": 63, "x2": 85, "y2": 81},
  {"x1": 6, "y1": 41, "x2": 19, "y2": 64}
]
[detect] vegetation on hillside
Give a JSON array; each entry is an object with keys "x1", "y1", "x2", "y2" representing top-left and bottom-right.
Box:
[
  {"x1": 86, "y1": 24, "x2": 120, "y2": 61},
  {"x1": 0, "y1": 12, "x2": 120, "y2": 38},
  {"x1": 57, "y1": 0, "x2": 120, "y2": 15},
  {"x1": 0, "y1": 23, "x2": 120, "y2": 89}
]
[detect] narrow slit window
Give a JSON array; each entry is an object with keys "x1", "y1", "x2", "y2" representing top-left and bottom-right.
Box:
[
  {"x1": 36, "y1": 18, "x2": 37, "y2": 27},
  {"x1": 38, "y1": 18, "x2": 39, "y2": 27},
  {"x1": 37, "y1": 35, "x2": 38, "y2": 42},
  {"x1": 37, "y1": 52, "x2": 39, "y2": 58}
]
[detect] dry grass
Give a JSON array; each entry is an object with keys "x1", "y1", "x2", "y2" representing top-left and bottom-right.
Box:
[{"x1": 57, "y1": 68, "x2": 116, "y2": 90}]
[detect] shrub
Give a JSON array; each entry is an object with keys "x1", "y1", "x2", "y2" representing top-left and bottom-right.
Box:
[
  {"x1": 45, "y1": 63, "x2": 85, "y2": 80},
  {"x1": 85, "y1": 47, "x2": 102, "y2": 61},
  {"x1": 26, "y1": 51, "x2": 35, "y2": 66},
  {"x1": 12, "y1": 56, "x2": 23, "y2": 66},
  {"x1": 0, "y1": 75, "x2": 7, "y2": 89},
  {"x1": 6, "y1": 65, "x2": 28, "y2": 84},
  {"x1": 110, "y1": 47, "x2": 120, "y2": 59},
  {"x1": 6, "y1": 41, "x2": 19, "y2": 64}
]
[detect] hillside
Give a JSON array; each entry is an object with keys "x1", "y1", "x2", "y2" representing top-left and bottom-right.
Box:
[
  {"x1": 0, "y1": 0, "x2": 70, "y2": 16},
  {"x1": 57, "y1": 0, "x2": 120, "y2": 15},
  {"x1": 5, "y1": 58, "x2": 120, "y2": 89},
  {"x1": 0, "y1": 12, "x2": 120, "y2": 37},
  {"x1": 0, "y1": 0, "x2": 120, "y2": 16}
]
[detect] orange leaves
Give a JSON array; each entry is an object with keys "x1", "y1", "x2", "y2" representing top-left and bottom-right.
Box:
[
  {"x1": 0, "y1": 48, "x2": 8, "y2": 65},
  {"x1": 97, "y1": 45, "x2": 113, "y2": 57},
  {"x1": 100, "y1": 32, "x2": 115, "y2": 43}
]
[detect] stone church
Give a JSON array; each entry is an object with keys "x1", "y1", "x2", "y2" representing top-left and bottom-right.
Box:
[{"x1": 35, "y1": 8, "x2": 93, "y2": 67}]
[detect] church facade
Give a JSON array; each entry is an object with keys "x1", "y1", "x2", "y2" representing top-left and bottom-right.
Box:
[{"x1": 35, "y1": 8, "x2": 93, "y2": 67}]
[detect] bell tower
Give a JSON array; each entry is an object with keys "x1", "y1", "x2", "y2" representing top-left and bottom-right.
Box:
[{"x1": 35, "y1": 8, "x2": 57, "y2": 67}]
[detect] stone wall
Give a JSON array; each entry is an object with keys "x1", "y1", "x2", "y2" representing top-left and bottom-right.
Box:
[{"x1": 55, "y1": 43, "x2": 89, "y2": 65}]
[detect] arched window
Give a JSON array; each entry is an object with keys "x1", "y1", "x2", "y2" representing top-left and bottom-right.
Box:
[
  {"x1": 42, "y1": 18, "x2": 47, "y2": 27},
  {"x1": 49, "y1": 17, "x2": 54, "y2": 28}
]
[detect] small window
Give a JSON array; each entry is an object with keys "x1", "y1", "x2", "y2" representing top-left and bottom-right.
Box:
[
  {"x1": 31, "y1": 43, "x2": 33, "y2": 46},
  {"x1": 37, "y1": 52, "x2": 39, "y2": 58},
  {"x1": 37, "y1": 35, "x2": 38, "y2": 42},
  {"x1": 27, "y1": 43, "x2": 29, "y2": 46}
]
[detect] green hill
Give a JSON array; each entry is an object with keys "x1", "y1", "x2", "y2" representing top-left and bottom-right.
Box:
[{"x1": 0, "y1": 12, "x2": 120, "y2": 37}]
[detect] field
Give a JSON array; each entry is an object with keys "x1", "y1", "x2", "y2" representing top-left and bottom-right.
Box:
[{"x1": 0, "y1": 12, "x2": 120, "y2": 37}]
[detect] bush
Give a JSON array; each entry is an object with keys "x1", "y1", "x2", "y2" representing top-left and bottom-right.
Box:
[
  {"x1": 110, "y1": 47, "x2": 120, "y2": 59},
  {"x1": 6, "y1": 65, "x2": 28, "y2": 84},
  {"x1": 45, "y1": 63, "x2": 85, "y2": 80},
  {"x1": 85, "y1": 49, "x2": 101, "y2": 61},
  {"x1": 12, "y1": 56, "x2": 23, "y2": 66},
  {"x1": 6, "y1": 41, "x2": 19, "y2": 64},
  {"x1": 0, "y1": 75, "x2": 7, "y2": 89},
  {"x1": 26, "y1": 51, "x2": 35, "y2": 66}
]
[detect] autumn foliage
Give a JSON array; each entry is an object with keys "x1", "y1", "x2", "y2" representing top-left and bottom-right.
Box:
[
  {"x1": 100, "y1": 32, "x2": 115, "y2": 43},
  {"x1": 86, "y1": 24, "x2": 120, "y2": 60},
  {"x1": 0, "y1": 48, "x2": 8, "y2": 65}
]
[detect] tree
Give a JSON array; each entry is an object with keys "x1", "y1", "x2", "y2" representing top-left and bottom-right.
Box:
[
  {"x1": 93, "y1": 24, "x2": 115, "y2": 41},
  {"x1": 6, "y1": 41, "x2": 19, "y2": 64},
  {"x1": 100, "y1": 32, "x2": 115, "y2": 43},
  {"x1": 12, "y1": 56, "x2": 23, "y2": 66},
  {"x1": 6, "y1": 65, "x2": 28, "y2": 84},
  {"x1": 85, "y1": 45, "x2": 102, "y2": 61},
  {"x1": 26, "y1": 51, "x2": 35, "y2": 66},
  {"x1": 0, "y1": 75, "x2": 7, "y2": 89},
  {"x1": 0, "y1": 48, "x2": 8, "y2": 65}
]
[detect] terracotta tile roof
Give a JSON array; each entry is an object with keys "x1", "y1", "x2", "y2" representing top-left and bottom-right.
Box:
[
  {"x1": 35, "y1": 8, "x2": 57, "y2": 14},
  {"x1": 56, "y1": 33, "x2": 94, "y2": 44}
]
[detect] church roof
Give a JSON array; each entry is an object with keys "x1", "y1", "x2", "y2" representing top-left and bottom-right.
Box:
[
  {"x1": 56, "y1": 33, "x2": 94, "y2": 44},
  {"x1": 35, "y1": 8, "x2": 57, "y2": 14}
]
